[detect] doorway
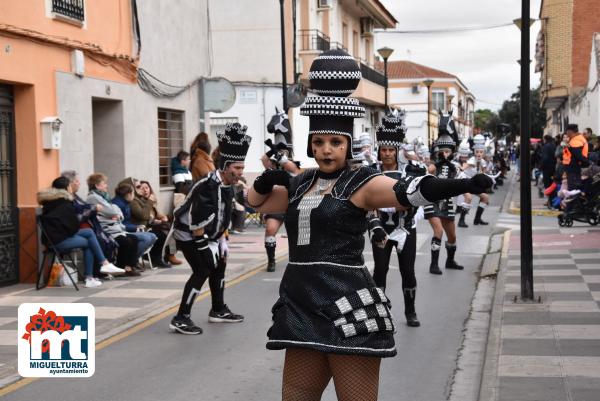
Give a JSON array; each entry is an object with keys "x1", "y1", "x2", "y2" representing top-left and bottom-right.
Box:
[
  {"x1": 0, "y1": 84, "x2": 18, "y2": 285},
  {"x1": 91, "y1": 98, "x2": 125, "y2": 187}
]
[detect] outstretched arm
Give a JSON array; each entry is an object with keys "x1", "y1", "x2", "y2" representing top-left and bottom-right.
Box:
[{"x1": 247, "y1": 169, "x2": 291, "y2": 214}]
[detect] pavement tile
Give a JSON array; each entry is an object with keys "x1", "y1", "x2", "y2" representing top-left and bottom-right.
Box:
[
  {"x1": 135, "y1": 274, "x2": 190, "y2": 282},
  {"x1": 502, "y1": 312, "x2": 600, "y2": 325},
  {"x1": 501, "y1": 339, "x2": 559, "y2": 356},
  {"x1": 0, "y1": 295, "x2": 84, "y2": 306},
  {"x1": 504, "y1": 292, "x2": 594, "y2": 302},
  {"x1": 580, "y1": 269, "x2": 600, "y2": 275},
  {"x1": 591, "y1": 292, "x2": 600, "y2": 301},
  {"x1": 0, "y1": 330, "x2": 16, "y2": 346},
  {"x1": 508, "y1": 264, "x2": 578, "y2": 271},
  {"x1": 502, "y1": 325, "x2": 555, "y2": 339},
  {"x1": 578, "y1": 264, "x2": 600, "y2": 270},
  {"x1": 498, "y1": 355, "x2": 563, "y2": 377},
  {"x1": 107, "y1": 280, "x2": 186, "y2": 290},
  {"x1": 582, "y1": 276, "x2": 600, "y2": 284},
  {"x1": 505, "y1": 275, "x2": 583, "y2": 284},
  {"x1": 587, "y1": 283, "x2": 600, "y2": 291},
  {"x1": 504, "y1": 283, "x2": 590, "y2": 292},
  {"x1": 571, "y1": 249, "x2": 600, "y2": 254},
  {"x1": 94, "y1": 306, "x2": 138, "y2": 319},
  {"x1": 563, "y1": 357, "x2": 600, "y2": 377},
  {"x1": 498, "y1": 377, "x2": 567, "y2": 401},
  {"x1": 569, "y1": 377, "x2": 600, "y2": 401},
  {"x1": 502, "y1": 301, "x2": 599, "y2": 313},
  {"x1": 506, "y1": 269, "x2": 583, "y2": 277}
]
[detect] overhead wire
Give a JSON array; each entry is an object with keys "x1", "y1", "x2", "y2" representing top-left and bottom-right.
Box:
[{"x1": 375, "y1": 22, "x2": 514, "y2": 34}]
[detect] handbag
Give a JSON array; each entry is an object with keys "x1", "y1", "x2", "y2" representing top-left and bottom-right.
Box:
[
  {"x1": 60, "y1": 262, "x2": 79, "y2": 287},
  {"x1": 47, "y1": 263, "x2": 64, "y2": 287}
]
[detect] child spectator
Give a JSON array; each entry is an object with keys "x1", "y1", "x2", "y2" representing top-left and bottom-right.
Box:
[{"x1": 171, "y1": 151, "x2": 193, "y2": 194}]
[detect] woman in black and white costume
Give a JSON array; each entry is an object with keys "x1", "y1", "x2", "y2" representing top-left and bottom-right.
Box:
[
  {"x1": 462, "y1": 134, "x2": 491, "y2": 225},
  {"x1": 248, "y1": 49, "x2": 492, "y2": 401},
  {"x1": 424, "y1": 127, "x2": 465, "y2": 275},
  {"x1": 454, "y1": 137, "x2": 474, "y2": 228},
  {"x1": 368, "y1": 110, "x2": 426, "y2": 327}
]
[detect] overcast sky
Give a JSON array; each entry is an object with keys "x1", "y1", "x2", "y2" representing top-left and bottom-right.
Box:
[{"x1": 375, "y1": 0, "x2": 543, "y2": 111}]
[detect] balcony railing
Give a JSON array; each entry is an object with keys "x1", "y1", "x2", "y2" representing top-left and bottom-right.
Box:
[
  {"x1": 52, "y1": 0, "x2": 85, "y2": 22},
  {"x1": 329, "y1": 41, "x2": 348, "y2": 52},
  {"x1": 299, "y1": 29, "x2": 330, "y2": 52},
  {"x1": 359, "y1": 60, "x2": 386, "y2": 87}
]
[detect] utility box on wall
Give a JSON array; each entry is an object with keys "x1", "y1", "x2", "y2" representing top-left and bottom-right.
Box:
[{"x1": 41, "y1": 117, "x2": 63, "y2": 149}]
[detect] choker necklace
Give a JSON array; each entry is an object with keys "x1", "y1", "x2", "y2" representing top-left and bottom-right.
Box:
[{"x1": 317, "y1": 168, "x2": 345, "y2": 180}]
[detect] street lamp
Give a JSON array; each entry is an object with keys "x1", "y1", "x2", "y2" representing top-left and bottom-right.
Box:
[
  {"x1": 279, "y1": 0, "x2": 288, "y2": 112},
  {"x1": 377, "y1": 47, "x2": 394, "y2": 109},
  {"x1": 423, "y1": 79, "x2": 434, "y2": 147},
  {"x1": 513, "y1": 2, "x2": 534, "y2": 301}
]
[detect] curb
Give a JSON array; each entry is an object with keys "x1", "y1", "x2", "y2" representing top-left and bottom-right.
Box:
[
  {"x1": 0, "y1": 251, "x2": 289, "y2": 392},
  {"x1": 477, "y1": 230, "x2": 511, "y2": 401},
  {"x1": 508, "y1": 201, "x2": 561, "y2": 217}
]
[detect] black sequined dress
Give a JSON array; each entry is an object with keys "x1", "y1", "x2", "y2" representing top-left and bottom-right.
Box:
[{"x1": 266, "y1": 166, "x2": 397, "y2": 357}]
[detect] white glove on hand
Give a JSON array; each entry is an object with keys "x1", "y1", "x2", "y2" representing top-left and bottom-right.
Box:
[{"x1": 218, "y1": 237, "x2": 229, "y2": 259}]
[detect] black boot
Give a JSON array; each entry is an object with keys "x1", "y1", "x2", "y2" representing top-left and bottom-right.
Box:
[
  {"x1": 457, "y1": 207, "x2": 469, "y2": 228},
  {"x1": 265, "y1": 242, "x2": 276, "y2": 272},
  {"x1": 445, "y1": 242, "x2": 464, "y2": 270},
  {"x1": 473, "y1": 205, "x2": 489, "y2": 225},
  {"x1": 429, "y1": 238, "x2": 442, "y2": 275},
  {"x1": 403, "y1": 287, "x2": 420, "y2": 327}
]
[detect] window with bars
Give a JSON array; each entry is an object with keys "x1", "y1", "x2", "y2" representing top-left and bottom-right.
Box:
[
  {"x1": 432, "y1": 91, "x2": 446, "y2": 112},
  {"x1": 158, "y1": 108, "x2": 185, "y2": 187},
  {"x1": 52, "y1": 0, "x2": 85, "y2": 22}
]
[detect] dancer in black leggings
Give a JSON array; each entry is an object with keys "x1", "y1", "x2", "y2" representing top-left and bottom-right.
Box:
[
  {"x1": 166, "y1": 123, "x2": 251, "y2": 335},
  {"x1": 368, "y1": 110, "x2": 426, "y2": 327}
]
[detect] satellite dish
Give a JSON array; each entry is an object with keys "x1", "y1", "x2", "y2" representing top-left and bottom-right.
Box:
[
  {"x1": 287, "y1": 83, "x2": 307, "y2": 108},
  {"x1": 203, "y1": 77, "x2": 236, "y2": 113}
]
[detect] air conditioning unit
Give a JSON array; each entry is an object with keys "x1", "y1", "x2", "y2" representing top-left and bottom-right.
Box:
[
  {"x1": 360, "y1": 18, "x2": 374, "y2": 37},
  {"x1": 412, "y1": 85, "x2": 420, "y2": 94},
  {"x1": 318, "y1": 0, "x2": 333, "y2": 9}
]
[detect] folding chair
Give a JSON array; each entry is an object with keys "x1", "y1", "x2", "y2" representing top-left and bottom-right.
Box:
[
  {"x1": 244, "y1": 207, "x2": 264, "y2": 227},
  {"x1": 36, "y1": 215, "x2": 81, "y2": 291},
  {"x1": 136, "y1": 227, "x2": 156, "y2": 270}
]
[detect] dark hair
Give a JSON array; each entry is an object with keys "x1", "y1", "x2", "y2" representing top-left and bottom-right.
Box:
[
  {"x1": 566, "y1": 124, "x2": 579, "y2": 133},
  {"x1": 139, "y1": 180, "x2": 154, "y2": 196},
  {"x1": 190, "y1": 132, "x2": 211, "y2": 155},
  {"x1": 586, "y1": 127, "x2": 593, "y2": 134},
  {"x1": 177, "y1": 150, "x2": 190, "y2": 162},
  {"x1": 52, "y1": 176, "x2": 70, "y2": 190},
  {"x1": 543, "y1": 135, "x2": 553, "y2": 143},
  {"x1": 211, "y1": 146, "x2": 221, "y2": 168},
  {"x1": 115, "y1": 183, "x2": 134, "y2": 197}
]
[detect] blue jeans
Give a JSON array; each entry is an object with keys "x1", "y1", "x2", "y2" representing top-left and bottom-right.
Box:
[
  {"x1": 129, "y1": 231, "x2": 157, "y2": 258},
  {"x1": 55, "y1": 228, "x2": 106, "y2": 277}
]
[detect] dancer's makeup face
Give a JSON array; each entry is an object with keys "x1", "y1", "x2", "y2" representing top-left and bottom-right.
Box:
[{"x1": 312, "y1": 134, "x2": 347, "y2": 173}]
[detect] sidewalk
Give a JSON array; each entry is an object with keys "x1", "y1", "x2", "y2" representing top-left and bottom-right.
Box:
[
  {"x1": 481, "y1": 187, "x2": 600, "y2": 400},
  {"x1": 0, "y1": 226, "x2": 288, "y2": 387}
]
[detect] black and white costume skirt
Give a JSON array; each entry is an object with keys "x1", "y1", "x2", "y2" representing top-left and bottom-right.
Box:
[
  {"x1": 264, "y1": 213, "x2": 285, "y2": 222},
  {"x1": 423, "y1": 198, "x2": 455, "y2": 221},
  {"x1": 266, "y1": 262, "x2": 397, "y2": 357}
]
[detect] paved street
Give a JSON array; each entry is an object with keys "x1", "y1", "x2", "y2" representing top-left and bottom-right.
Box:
[{"x1": 1, "y1": 182, "x2": 511, "y2": 401}]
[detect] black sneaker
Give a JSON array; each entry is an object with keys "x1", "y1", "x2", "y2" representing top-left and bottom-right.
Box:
[
  {"x1": 169, "y1": 316, "x2": 203, "y2": 335},
  {"x1": 208, "y1": 305, "x2": 244, "y2": 323}
]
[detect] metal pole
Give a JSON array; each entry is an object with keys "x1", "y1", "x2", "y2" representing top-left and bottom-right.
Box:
[
  {"x1": 519, "y1": 0, "x2": 534, "y2": 301},
  {"x1": 279, "y1": 0, "x2": 288, "y2": 112},
  {"x1": 427, "y1": 88, "x2": 431, "y2": 147},
  {"x1": 384, "y1": 58, "x2": 388, "y2": 109}
]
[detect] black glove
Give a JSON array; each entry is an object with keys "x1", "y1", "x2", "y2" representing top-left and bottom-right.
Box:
[
  {"x1": 194, "y1": 235, "x2": 215, "y2": 270},
  {"x1": 467, "y1": 174, "x2": 494, "y2": 194},
  {"x1": 371, "y1": 227, "x2": 387, "y2": 244},
  {"x1": 253, "y1": 169, "x2": 290, "y2": 194}
]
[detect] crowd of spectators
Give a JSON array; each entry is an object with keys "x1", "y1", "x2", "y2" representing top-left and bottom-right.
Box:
[{"x1": 37, "y1": 131, "x2": 256, "y2": 288}]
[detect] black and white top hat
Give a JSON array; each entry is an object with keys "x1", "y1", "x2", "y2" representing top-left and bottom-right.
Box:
[
  {"x1": 434, "y1": 133, "x2": 456, "y2": 152},
  {"x1": 376, "y1": 111, "x2": 406, "y2": 148},
  {"x1": 300, "y1": 49, "x2": 365, "y2": 159},
  {"x1": 217, "y1": 123, "x2": 252, "y2": 168},
  {"x1": 473, "y1": 134, "x2": 486, "y2": 150}
]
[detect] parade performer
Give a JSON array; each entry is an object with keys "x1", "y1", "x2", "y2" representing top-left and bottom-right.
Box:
[
  {"x1": 167, "y1": 123, "x2": 251, "y2": 334},
  {"x1": 368, "y1": 110, "x2": 425, "y2": 327},
  {"x1": 424, "y1": 112, "x2": 465, "y2": 275},
  {"x1": 467, "y1": 134, "x2": 491, "y2": 225},
  {"x1": 263, "y1": 108, "x2": 301, "y2": 272},
  {"x1": 454, "y1": 137, "x2": 473, "y2": 228},
  {"x1": 247, "y1": 49, "x2": 492, "y2": 401}
]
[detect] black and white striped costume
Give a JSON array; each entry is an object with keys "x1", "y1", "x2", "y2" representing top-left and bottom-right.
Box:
[{"x1": 423, "y1": 159, "x2": 458, "y2": 221}]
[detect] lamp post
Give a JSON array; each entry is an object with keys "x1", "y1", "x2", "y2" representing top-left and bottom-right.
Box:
[
  {"x1": 514, "y1": 4, "x2": 535, "y2": 301},
  {"x1": 279, "y1": 0, "x2": 288, "y2": 112},
  {"x1": 423, "y1": 79, "x2": 434, "y2": 147},
  {"x1": 377, "y1": 47, "x2": 394, "y2": 109}
]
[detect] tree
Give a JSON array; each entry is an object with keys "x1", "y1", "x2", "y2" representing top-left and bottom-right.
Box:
[
  {"x1": 498, "y1": 87, "x2": 545, "y2": 139},
  {"x1": 474, "y1": 109, "x2": 501, "y2": 134}
]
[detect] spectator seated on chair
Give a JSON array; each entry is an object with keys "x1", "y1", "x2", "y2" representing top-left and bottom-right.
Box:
[
  {"x1": 38, "y1": 177, "x2": 124, "y2": 288},
  {"x1": 86, "y1": 173, "x2": 141, "y2": 277},
  {"x1": 171, "y1": 151, "x2": 193, "y2": 195},
  {"x1": 115, "y1": 177, "x2": 157, "y2": 263},
  {"x1": 135, "y1": 180, "x2": 180, "y2": 267},
  {"x1": 61, "y1": 170, "x2": 119, "y2": 273}
]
